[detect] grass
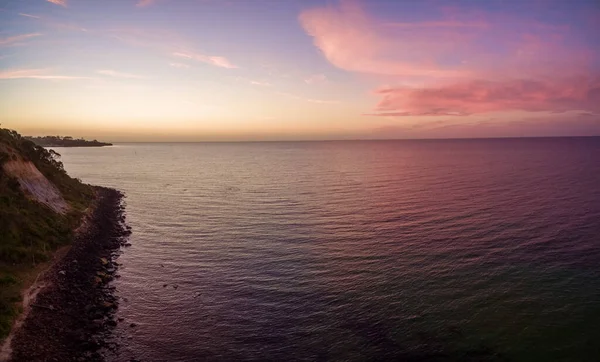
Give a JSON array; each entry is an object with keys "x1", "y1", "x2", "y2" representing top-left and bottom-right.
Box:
[{"x1": 0, "y1": 128, "x2": 95, "y2": 340}]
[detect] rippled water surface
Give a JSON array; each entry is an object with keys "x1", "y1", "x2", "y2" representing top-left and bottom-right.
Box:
[{"x1": 57, "y1": 139, "x2": 600, "y2": 361}]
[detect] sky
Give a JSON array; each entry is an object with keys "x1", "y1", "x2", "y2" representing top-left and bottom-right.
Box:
[{"x1": 1, "y1": 0, "x2": 599, "y2": 141}]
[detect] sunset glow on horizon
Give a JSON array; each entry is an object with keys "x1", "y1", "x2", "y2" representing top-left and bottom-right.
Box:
[{"x1": 1, "y1": 0, "x2": 599, "y2": 141}]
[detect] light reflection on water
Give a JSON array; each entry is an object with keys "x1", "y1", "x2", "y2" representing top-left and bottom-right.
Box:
[{"x1": 57, "y1": 139, "x2": 600, "y2": 361}]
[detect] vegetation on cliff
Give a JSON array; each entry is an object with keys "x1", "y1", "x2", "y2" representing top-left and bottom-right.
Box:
[
  {"x1": 24, "y1": 135, "x2": 112, "y2": 148},
  {"x1": 0, "y1": 128, "x2": 95, "y2": 338}
]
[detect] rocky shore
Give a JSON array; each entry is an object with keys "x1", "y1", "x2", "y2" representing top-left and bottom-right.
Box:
[{"x1": 7, "y1": 187, "x2": 130, "y2": 362}]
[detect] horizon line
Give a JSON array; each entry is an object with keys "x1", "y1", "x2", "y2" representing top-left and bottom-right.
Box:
[{"x1": 93, "y1": 135, "x2": 600, "y2": 144}]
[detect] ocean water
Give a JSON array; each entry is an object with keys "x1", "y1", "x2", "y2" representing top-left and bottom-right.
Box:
[{"x1": 56, "y1": 138, "x2": 600, "y2": 361}]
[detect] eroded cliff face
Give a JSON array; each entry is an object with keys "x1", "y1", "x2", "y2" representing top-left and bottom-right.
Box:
[{"x1": 2, "y1": 160, "x2": 70, "y2": 214}]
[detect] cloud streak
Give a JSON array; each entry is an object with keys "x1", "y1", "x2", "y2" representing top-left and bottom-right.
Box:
[
  {"x1": 0, "y1": 33, "x2": 42, "y2": 46},
  {"x1": 18, "y1": 13, "x2": 41, "y2": 19},
  {"x1": 47, "y1": 0, "x2": 67, "y2": 7},
  {"x1": 0, "y1": 69, "x2": 88, "y2": 80},
  {"x1": 104, "y1": 28, "x2": 238, "y2": 70},
  {"x1": 96, "y1": 69, "x2": 144, "y2": 79},
  {"x1": 173, "y1": 52, "x2": 237, "y2": 69}
]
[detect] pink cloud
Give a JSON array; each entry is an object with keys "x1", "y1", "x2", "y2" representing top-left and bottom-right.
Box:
[
  {"x1": 300, "y1": 0, "x2": 599, "y2": 117},
  {"x1": 0, "y1": 69, "x2": 88, "y2": 80},
  {"x1": 299, "y1": 0, "x2": 474, "y2": 78},
  {"x1": 173, "y1": 52, "x2": 237, "y2": 69},
  {"x1": 47, "y1": 0, "x2": 67, "y2": 7},
  {"x1": 0, "y1": 33, "x2": 41, "y2": 46},
  {"x1": 369, "y1": 77, "x2": 600, "y2": 116}
]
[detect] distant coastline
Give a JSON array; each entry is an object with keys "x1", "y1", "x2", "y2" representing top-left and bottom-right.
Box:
[{"x1": 25, "y1": 136, "x2": 112, "y2": 148}]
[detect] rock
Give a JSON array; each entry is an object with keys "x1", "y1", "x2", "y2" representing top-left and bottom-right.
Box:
[
  {"x1": 101, "y1": 301, "x2": 116, "y2": 309},
  {"x1": 173, "y1": 284, "x2": 178, "y2": 289},
  {"x1": 163, "y1": 284, "x2": 168, "y2": 288},
  {"x1": 130, "y1": 323, "x2": 137, "y2": 328}
]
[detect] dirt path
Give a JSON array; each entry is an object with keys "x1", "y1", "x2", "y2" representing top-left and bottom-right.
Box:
[{"x1": 6, "y1": 187, "x2": 130, "y2": 362}]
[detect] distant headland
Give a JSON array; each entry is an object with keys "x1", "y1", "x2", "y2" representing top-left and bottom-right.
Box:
[{"x1": 24, "y1": 136, "x2": 112, "y2": 148}]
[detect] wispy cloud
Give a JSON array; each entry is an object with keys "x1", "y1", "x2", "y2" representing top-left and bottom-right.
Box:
[
  {"x1": 306, "y1": 98, "x2": 340, "y2": 105},
  {"x1": 0, "y1": 69, "x2": 88, "y2": 80},
  {"x1": 0, "y1": 33, "x2": 42, "y2": 46},
  {"x1": 169, "y1": 62, "x2": 190, "y2": 68},
  {"x1": 18, "y1": 13, "x2": 88, "y2": 32},
  {"x1": 173, "y1": 51, "x2": 237, "y2": 69},
  {"x1": 250, "y1": 80, "x2": 271, "y2": 86},
  {"x1": 96, "y1": 69, "x2": 144, "y2": 79},
  {"x1": 136, "y1": 0, "x2": 156, "y2": 7},
  {"x1": 18, "y1": 13, "x2": 41, "y2": 19},
  {"x1": 383, "y1": 20, "x2": 488, "y2": 29},
  {"x1": 106, "y1": 27, "x2": 190, "y2": 51},
  {"x1": 104, "y1": 28, "x2": 237, "y2": 70},
  {"x1": 304, "y1": 74, "x2": 327, "y2": 84},
  {"x1": 47, "y1": 0, "x2": 67, "y2": 7}
]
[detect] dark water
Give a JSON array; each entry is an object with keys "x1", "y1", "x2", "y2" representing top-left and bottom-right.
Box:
[{"x1": 56, "y1": 138, "x2": 600, "y2": 361}]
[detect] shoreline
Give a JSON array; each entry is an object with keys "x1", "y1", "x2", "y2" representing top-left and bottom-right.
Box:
[{"x1": 3, "y1": 187, "x2": 130, "y2": 362}]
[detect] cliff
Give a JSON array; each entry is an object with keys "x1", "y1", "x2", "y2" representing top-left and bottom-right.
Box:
[{"x1": 0, "y1": 128, "x2": 95, "y2": 339}]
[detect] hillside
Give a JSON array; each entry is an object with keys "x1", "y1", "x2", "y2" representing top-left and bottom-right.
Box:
[{"x1": 0, "y1": 128, "x2": 95, "y2": 338}]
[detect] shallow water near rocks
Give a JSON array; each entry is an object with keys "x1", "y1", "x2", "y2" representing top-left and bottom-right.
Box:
[{"x1": 56, "y1": 138, "x2": 600, "y2": 361}]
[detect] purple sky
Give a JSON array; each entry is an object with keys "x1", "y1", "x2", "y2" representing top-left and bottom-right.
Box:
[{"x1": 1, "y1": 0, "x2": 599, "y2": 141}]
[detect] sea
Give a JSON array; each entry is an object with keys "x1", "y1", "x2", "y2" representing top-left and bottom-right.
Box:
[{"x1": 55, "y1": 138, "x2": 600, "y2": 361}]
